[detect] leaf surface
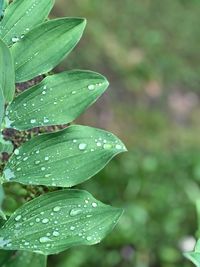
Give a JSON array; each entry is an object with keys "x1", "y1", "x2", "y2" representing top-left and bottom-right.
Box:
[
  {"x1": 1, "y1": 125, "x2": 127, "y2": 187},
  {"x1": 0, "y1": 189, "x2": 123, "y2": 255},
  {"x1": 0, "y1": 0, "x2": 54, "y2": 46},
  {"x1": 5, "y1": 70, "x2": 109, "y2": 130},
  {"x1": 0, "y1": 87, "x2": 4, "y2": 126},
  {"x1": 0, "y1": 39, "x2": 15, "y2": 102},
  {"x1": 0, "y1": 134, "x2": 13, "y2": 153},
  {"x1": 11, "y1": 18, "x2": 86, "y2": 82}
]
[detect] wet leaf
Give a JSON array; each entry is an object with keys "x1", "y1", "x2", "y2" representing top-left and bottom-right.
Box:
[
  {"x1": 5, "y1": 70, "x2": 109, "y2": 130},
  {"x1": 0, "y1": 0, "x2": 54, "y2": 46},
  {"x1": 0, "y1": 185, "x2": 6, "y2": 220},
  {"x1": 0, "y1": 189, "x2": 123, "y2": 255},
  {"x1": 0, "y1": 185, "x2": 4, "y2": 208},
  {"x1": 0, "y1": 87, "x2": 4, "y2": 126},
  {"x1": 3, "y1": 251, "x2": 47, "y2": 267},
  {"x1": 0, "y1": 39, "x2": 15, "y2": 103},
  {"x1": 185, "y1": 239, "x2": 200, "y2": 267},
  {"x1": 1, "y1": 125, "x2": 127, "y2": 187},
  {"x1": 0, "y1": 134, "x2": 13, "y2": 153},
  {"x1": 185, "y1": 251, "x2": 200, "y2": 267},
  {"x1": 12, "y1": 18, "x2": 86, "y2": 82}
]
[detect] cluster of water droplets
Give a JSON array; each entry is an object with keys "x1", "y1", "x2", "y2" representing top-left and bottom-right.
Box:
[
  {"x1": 0, "y1": 195, "x2": 105, "y2": 252},
  {"x1": 3, "y1": 128, "x2": 125, "y2": 186}
]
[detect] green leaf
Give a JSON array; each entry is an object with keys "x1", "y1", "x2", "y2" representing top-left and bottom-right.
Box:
[
  {"x1": 0, "y1": 189, "x2": 123, "y2": 255},
  {"x1": 0, "y1": 0, "x2": 54, "y2": 46},
  {"x1": 185, "y1": 251, "x2": 200, "y2": 267},
  {"x1": 5, "y1": 70, "x2": 109, "y2": 130},
  {"x1": 0, "y1": 39, "x2": 15, "y2": 103},
  {"x1": 0, "y1": 87, "x2": 4, "y2": 126},
  {"x1": 1, "y1": 125, "x2": 127, "y2": 187},
  {"x1": 0, "y1": 135, "x2": 13, "y2": 153},
  {"x1": 185, "y1": 239, "x2": 200, "y2": 266},
  {"x1": 12, "y1": 18, "x2": 86, "y2": 83},
  {"x1": 0, "y1": 185, "x2": 4, "y2": 207},
  {"x1": 3, "y1": 251, "x2": 47, "y2": 267},
  {"x1": 0, "y1": 185, "x2": 6, "y2": 220},
  {"x1": 0, "y1": 0, "x2": 8, "y2": 18}
]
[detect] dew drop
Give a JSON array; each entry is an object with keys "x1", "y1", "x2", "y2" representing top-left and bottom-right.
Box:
[
  {"x1": 15, "y1": 215, "x2": 22, "y2": 221},
  {"x1": 14, "y1": 149, "x2": 20, "y2": 155},
  {"x1": 88, "y1": 84, "x2": 95, "y2": 90},
  {"x1": 79, "y1": 143, "x2": 87, "y2": 150},
  {"x1": 69, "y1": 208, "x2": 82, "y2": 217},
  {"x1": 39, "y1": 237, "x2": 51, "y2": 243},
  {"x1": 42, "y1": 218, "x2": 49, "y2": 224},
  {"x1": 53, "y1": 206, "x2": 61, "y2": 212},
  {"x1": 53, "y1": 231, "x2": 60, "y2": 237},
  {"x1": 92, "y1": 202, "x2": 97, "y2": 208},
  {"x1": 96, "y1": 142, "x2": 102, "y2": 147}
]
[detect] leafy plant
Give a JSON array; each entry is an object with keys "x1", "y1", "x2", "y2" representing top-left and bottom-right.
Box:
[{"x1": 0, "y1": 0, "x2": 126, "y2": 266}]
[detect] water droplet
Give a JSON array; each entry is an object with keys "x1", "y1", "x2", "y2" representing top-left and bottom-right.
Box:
[
  {"x1": 42, "y1": 218, "x2": 49, "y2": 224},
  {"x1": 69, "y1": 208, "x2": 82, "y2": 216},
  {"x1": 39, "y1": 237, "x2": 51, "y2": 243},
  {"x1": 92, "y1": 202, "x2": 97, "y2": 208},
  {"x1": 15, "y1": 215, "x2": 22, "y2": 221},
  {"x1": 53, "y1": 231, "x2": 60, "y2": 237},
  {"x1": 30, "y1": 119, "x2": 36, "y2": 124},
  {"x1": 87, "y1": 236, "x2": 92, "y2": 241},
  {"x1": 70, "y1": 226, "x2": 75, "y2": 231},
  {"x1": 103, "y1": 144, "x2": 112, "y2": 149},
  {"x1": 96, "y1": 142, "x2": 102, "y2": 147},
  {"x1": 14, "y1": 149, "x2": 20, "y2": 155},
  {"x1": 115, "y1": 144, "x2": 122, "y2": 150},
  {"x1": 35, "y1": 160, "x2": 40, "y2": 165},
  {"x1": 45, "y1": 156, "x2": 49, "y2": 161},
  {"x1": 79, "y1": 143, "x2": 87, "y2": 150},
  {"x1": 88, "y1": 84, "x2": 95, "y2": 90},
  {"x1": 41, "y1": 167, "x2": 46, "y2": 171},
  {"x1": 53, "y1": 206, "x2": 61, "y2": 212},
  {"x1": 12, "y1": 36, "x2": 20, "y2": 43},
  {"x1": 44, "y1": 117, "x2": 49, "y2": 123}
]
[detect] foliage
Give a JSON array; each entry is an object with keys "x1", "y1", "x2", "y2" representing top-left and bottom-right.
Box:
[{"x1": 0, "y1": 0, "x2": 126, "y2": 266}]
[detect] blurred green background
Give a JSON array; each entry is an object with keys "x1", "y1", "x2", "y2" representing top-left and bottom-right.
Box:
[{"x1": 50, "y1": 0, "x2": 200, "y2": 266}]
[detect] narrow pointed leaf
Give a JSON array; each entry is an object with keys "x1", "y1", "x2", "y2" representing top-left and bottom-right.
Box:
[
  {"x1": 0, "y1": 185, "x2": 6, "y2": 220},
  {"x1": 0, "y1": 87, "x2": 4, "y2": 126},
  {"x1": 11, "y1": 18, "x2": 86, "y2": 83},
  {"x1": 0, "y1": 135, "x2": 13, "y2": 153},
  {"x1": 0, "y1": 39, "x2": 15, "y2": 102},
  {"x1": 4, "y1": 251, "x2": 47, "y2": 267},
  {"x1": 0, "y1": 0, "x2": 54, "y2": 46},
  {"x1": 0, "y1": 189, "x2": 123, "y2": 255},
  {"x1": 5, "y1": 70, "x2": 109, "y2": 130},
  {"x1": 185, "y1": 252, "x2": 200, "y2": 267},
  {"x1": 1, "y1": 125, "x2": 127, "y2": 187}
]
